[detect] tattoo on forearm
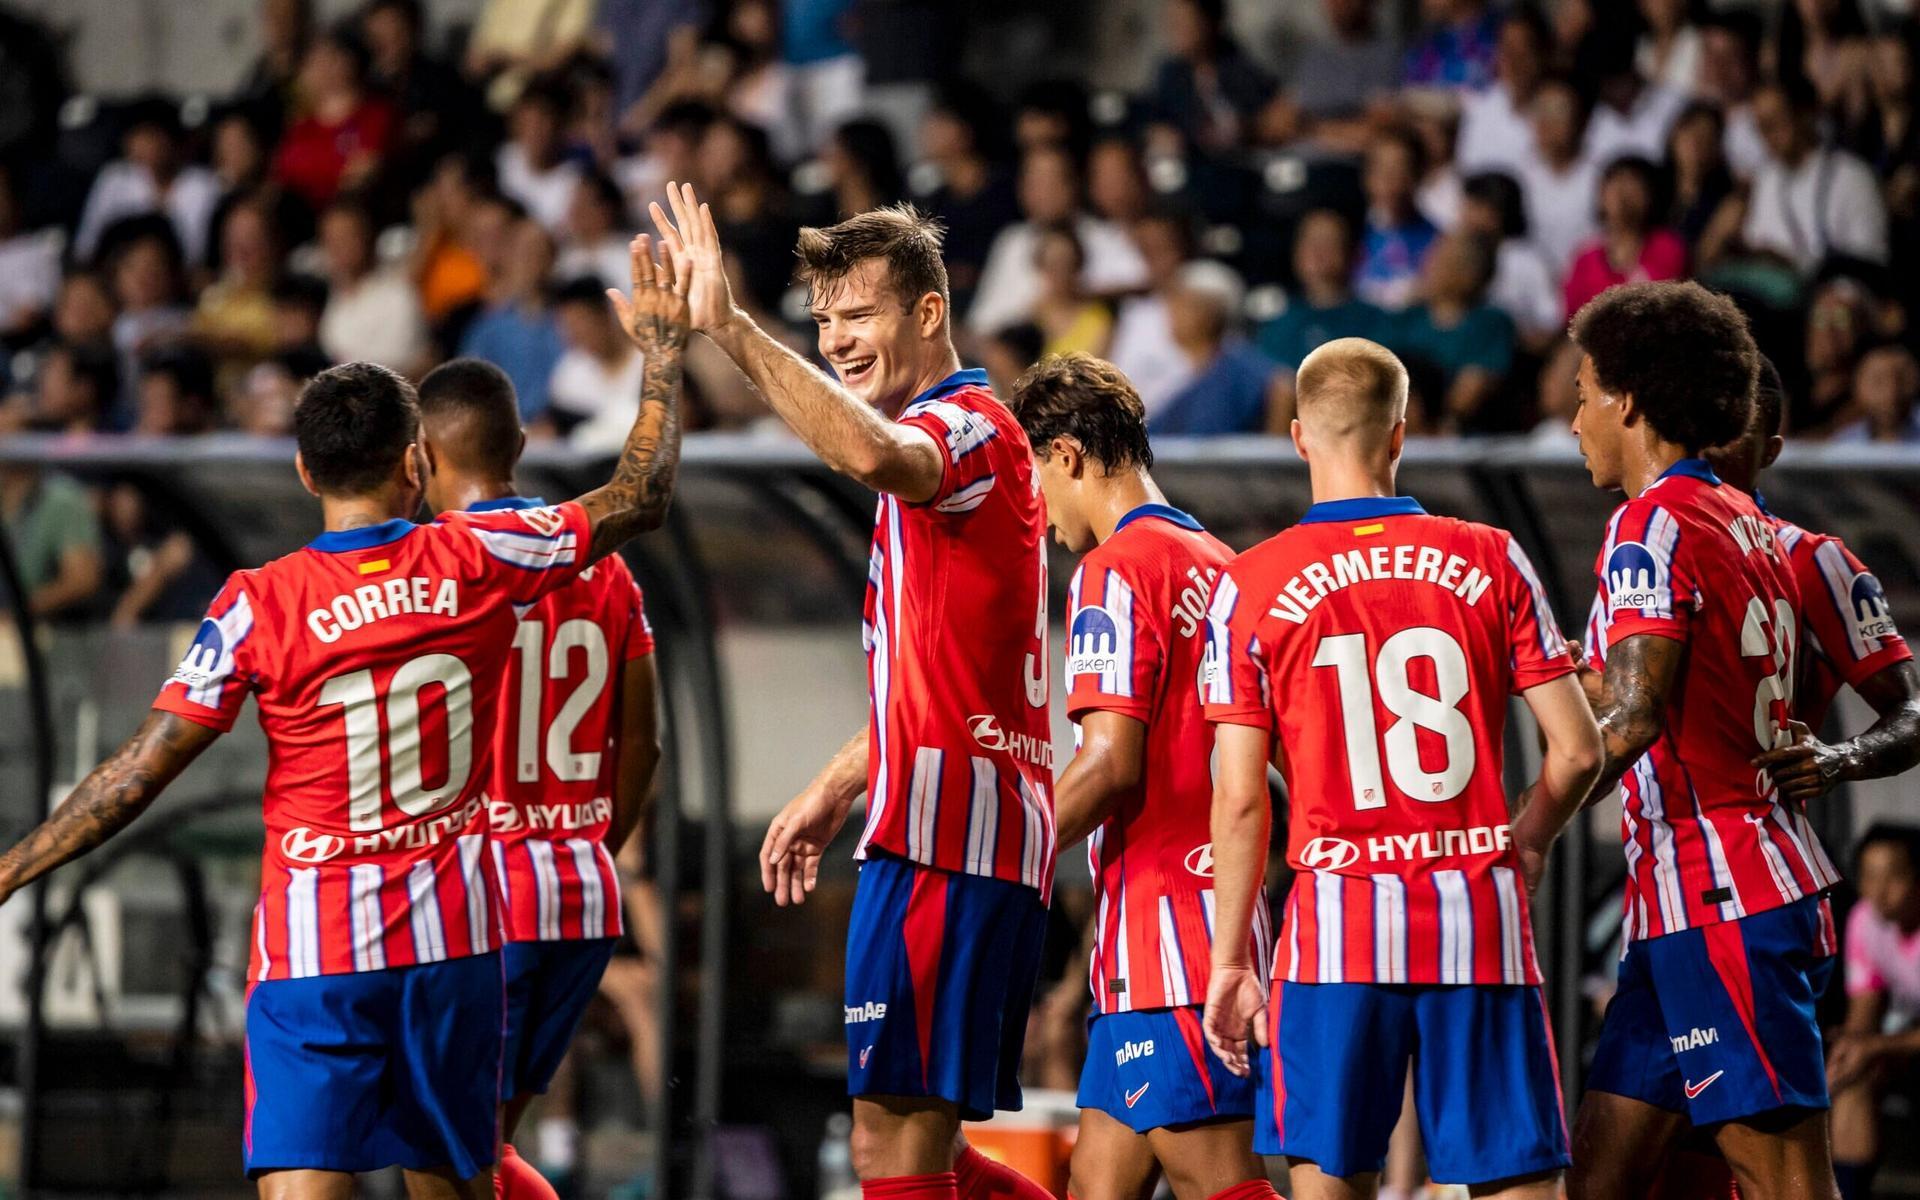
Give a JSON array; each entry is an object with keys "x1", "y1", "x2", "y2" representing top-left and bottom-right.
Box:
[
  {"x1": 1588, "y1": 635, "x2": 1682, "y2": 800},
  {"x1": 0, "y1": 712, "x2": 212, "y2": 893},
  {"x1": 1840, "y1": 660, "x2": 1920, "y2": 781},
  {"x1": 582, "y1": 317, "x2": 686, "y2": 564}
]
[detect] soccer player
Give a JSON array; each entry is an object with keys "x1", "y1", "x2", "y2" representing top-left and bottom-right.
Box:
[
  {"x1": 1201, "y1": 337, "x2": 1602, "y2": 1200},
  {"x1": 1562, "y1": 282, "x2": 1843, "y2": 1200},
  {"x1": 416, "y1": 358, "x2": 662, "y2": 1200},
  {"x1": 0, "y1": 237, "x2": 688, "y2": 1199},
  {"x1": 1008, "y1": 353, "x2": 1277, "y2": 1200},
  {"x1": 647, "y1": 185, "x2": 1054, "y2": 1200}
]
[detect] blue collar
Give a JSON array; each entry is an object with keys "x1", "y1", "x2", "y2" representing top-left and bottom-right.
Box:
[
  {"x1": 1656, "y1": 457, "x2": 1721, "y2": 485},
  {"x1": 905, "y1": 368, "x2": 990, "y2": 410},
  {"x1": 1753, "y1": 490, "x2": 1772, "y2": 516},
  {"x1": 465, "y1": 495, "x2": 545, "y2": 513},
  {"x1": 308, "y1": 518, "x2": 417, "y2": 553},
  {"x1": 1296, "y1": 496, "x2": 1426, "y2": 525},
  {"x1": 1115, "y1": 502, "x2": 1205, "y2": 534}
]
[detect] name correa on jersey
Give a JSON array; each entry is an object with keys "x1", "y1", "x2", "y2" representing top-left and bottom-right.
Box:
[
  {"x1": 153, "y1": 503, "x2": 591, "y2": 981},
  {"x1": 1069, "y1": 505, "x2": 1273, "y2": 1014},
  {"x1": 1203, "y1": 496, "x2": 1570, "y2": 986}
]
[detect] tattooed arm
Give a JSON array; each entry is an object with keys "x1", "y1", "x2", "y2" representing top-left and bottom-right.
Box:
[
  {"x1": 1753, "y1": 660, "x2": 1920, "y2": 802},
  {"x1": 575, "y1": 233, "x2": 690, "y2": 565},
  {"x1": 1582, "y1": 632, "x2": 1686, "y2": 805},
  {"x1": 0, "y1": 712, "x2": 219, "y2": 904}
]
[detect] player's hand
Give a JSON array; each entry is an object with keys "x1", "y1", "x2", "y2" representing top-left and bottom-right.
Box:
[
  {"x1": 648, "y1": 181, "x2": 740, "y2": 335},
  {"x1": 1202, "y1": 962, "x2": 1269, "y2": 1078},
  {"x1": 759, "y1": 783, "x2": 852, "y2": 907},
  {"x1": 606, "y1": 233, "x2": 691, "y2": 358},
  {"x1": 1752, "y1": 721, "x2": 1845, "y2": 802},
  {"x1": 1566, "y1": 640, "x2": 1605, "y2": 708},
  {"x1": 1825, "y1": 1031, "x2": 1886, "y2": 1090}
]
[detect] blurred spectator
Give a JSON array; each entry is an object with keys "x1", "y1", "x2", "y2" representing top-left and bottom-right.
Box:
[
  {"x1": 1776, "y1": 0, "x2": 1873, "y2": 113},
  {"x1": 315, "y1": 200, "x2": 427, "y2": 374},
  {"x1": 74, "y1": 99, "x2": 222, "y2": 267},
  {"x1": 52, "y1": 271, "x2": 117, "y2": 350},
  {"x1": 1666, "y1": 101, "x2": 1736, "y2": 250},
  {"x1": 1518, "y1": 77, "x2": 1600, "y2": 278},
  {"x1": 1087, "y1": 138, "x2": 1151, "y2": 229},
  {"x1": 273, "y1": 26, "x2": 396, "y2": 210},
  {"x1": 192, "y1": 197, "x2": 281, "y2": 383},
  {"x1": 1636, "y1": 0, "x2": 1703, "y2": 94},
  {"x1": 465, "y1": 0, "x2": 594, "y2": 112},
  {"x1": 0, "y1": 163, "x2": 61, "y2": 342},
  {"x1": 593, "y1": 0, "x2": 704, "y2": 135},
  {"x1": 969, "y1": 144, "x2": 1148, "y2": 336},
  {"x1": 1457, "y1": 7, "x2": 1553, "y2": 178},
  {"x1": 134, "y1": 347, "x2": 217, "y2": 436},
  {"x1": 1698, "y1": 10, "x2": 1769, "y2": 179},
  {"x1": 271, "y1": 273, "x2": 329, "y2": 361},
  {"x1": 100, "y1": 482, "x2": 223, "y2": 628},
  {"x1": 1149, "y1": 0, "x2": 1277, "y2": 154},
  {"x1": 1804, "y1": 275, "x2": 1877, "y2": 429},
  {"x1": 0, "y1": 467, "x2": 106, "y2": 621},
  {"x1": 1583, "y1": 27, "x2": 1690, "y2": 170},
  {"x1": 821, "y1": 119, "x2": 905, "y2": 220},
  {"x1": 3, "y1": 341, "x2": 118, "y2": 436},
  {"x1": 108, "y1": 224, "x2": 193, "y2": 423},
  {"x1": 1831, "y1": 342, "x2": 1920, "y2": 442},
  {"x1": 233, "y1": 353, "x2": 315, "y2": 436},
  {"x1": 1012, "y1": 80, "x2": 1092, "y2": 156},
  {"x1": 549, "y1": 276, "x2": 644, "y2": 448},
  {"x1": 1110, "y1": 210, "x2": 1199, "y2": 418},
  {"x1": 1839, "y1": 26, "x2": 1920, "y2": 179},
  {"x1": 1259, "y1": 208, "x2": 1386, "y2": 426},
  {"x1": 498, "y1": 81, "x2": 583, "y2": 234},
  {"x1": 916, "y1": 86, "x2": 1019, "y2": 313},
  {"x1": 1267, "y1": 0, "x2": 1402, "y2": 150},
  {"x1": 699, "y1": 117, "x2": 799, "y2": 316},
  {"x1": 1563, "y1": 156, "x2": 1688, "y2": 319},
  {"x1": 238, "y1": 0, "x2": 313, "y2": 134},
  {"x1": 1403, "y1": 0, "x2": 1503, "y2": 91},
  {"x1": 1030, "y1": 225, "x2": 1113, "y2": 358},
  {"x1": 783, "y1": 0, "x2": 865, "y2": 153},
  {"x1": 460, "y1": 214, "x2": 564, "y2": 423},
  {"x1": 411, "y1": 155, "x2": 496, "y2": 324},
  {"x1": 979, "y1": 322, "x2": 1044, "y2": 399},
  {"x1": 709, "y1": 0, "x2": 794, "y2": 155},
  {"x1": 615, "y1": 100, "x2": 714, "y2": 227},
  {"x1": 1389, "y1": 232, "x2": 1515, "y2": 431},
  {"x1": 1355, "y1": 127, "x2": 1438, "y2": 310},
  {"x1": 1460, "y1": 172, "x2": 1561, "y2": 349},
  {"x1": 556, "y1": 171, "x2": 634, "y2": 292},
  {"x1": 1152, "y1": 260, "x2": 1278, "y2": 436},
  {"x1": 1410, "y1": 104, "x2": 1464, "y2": 230},
  {"x1": 361, "y1": 0, "x2": 476, "y2": 181},
  {"x1": 1738, "y1": 79, "x2": 1889, "y2": 276}
]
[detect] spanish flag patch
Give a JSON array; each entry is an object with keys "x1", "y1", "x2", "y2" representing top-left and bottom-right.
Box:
[
  {"x1": 357, "y1": 558, "x2": 391, "y2": 575},
  {"x1": 1354, "y1": 523, "x2": 1386, "y2": 537}
]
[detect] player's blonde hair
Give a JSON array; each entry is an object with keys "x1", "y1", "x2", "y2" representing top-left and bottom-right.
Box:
[{"x1": 1295, "y1": 337, "x2": 1409, "y2": 441}]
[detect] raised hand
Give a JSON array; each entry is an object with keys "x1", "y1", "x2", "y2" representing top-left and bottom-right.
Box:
[
  {"x1": 607, "y1": 233, "x2": 691, "y2": 359},
  {"x1": 648, "y1": 181, "x2": 739, "y2": 334}
]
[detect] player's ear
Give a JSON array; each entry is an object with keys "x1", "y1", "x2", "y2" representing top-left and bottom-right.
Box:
[
  {"x1": 293, "y1": 450, "x2": 320, "y2": 498},
  {"x1": 1289, "y1": 418, "x2": 1309, "y2": 463},
  {"x1": 1761, "y1": 434, "x2": 1785, "y2": 471},
  {"x1": 1051, "y1": 435, "x2": 1084, "y2": 478},
  {"x1": 514, "y1": 426, "x2": 528, "y2": 468},
  {"x1": 916, "y1": 291, "x2": 944, "y2": 339},
  {"x1": 401, "y1": 442, "x2": 425, "y2": 491}
]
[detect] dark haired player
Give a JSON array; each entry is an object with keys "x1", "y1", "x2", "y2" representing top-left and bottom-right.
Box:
[
  {"x1": 650, "y1": 184, "x2": 1053, "y2": 1200},
  {"x1": 1203, "y1": 337, "x2": 1598, "y2": 1200},
  {"x1": 1008, "y1": 353, "x2": 1277, "y2": 1200},
  {"x1": 1564, "y1": 282, "x2": 1843, "y2": 1200},
  {"x1": 0, "y1": 238, "x2": 688, "y2": 1199},
  {"x1": 416, "y1": 358, "x2": 662, "y2": 1200}
]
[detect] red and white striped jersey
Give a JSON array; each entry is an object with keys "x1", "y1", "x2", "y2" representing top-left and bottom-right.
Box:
[
  {"x1": 1066, "y1": 504, "x2": 1274, "y2": 1013},
  {"x1": 1203, "y1": 496, "x2": 1571, "y2": 986},
  {"x1": 1587, "y1": 459, "x2": 1841, "y2": 944},
  {"x1": 476, "y1": 496, "x2": 654, "y2": 943},
  {"x1": 853, "y1": 370, "x2": 1056, "y2": 896},
  {"x1": 1775, "y1": 519, "x2": 1912, "y2": 730},
  {"x1": 153, "y1": 502, "x2": 590, "y2": 980}
]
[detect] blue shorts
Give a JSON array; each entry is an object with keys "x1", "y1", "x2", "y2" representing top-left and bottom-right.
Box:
[
  {"x1": 1260, "y1": 981, "x2": 1568, "y2": 1185},
  {"x1": 1078, "y1": 1007, "x2": 1254, "y2": 1133},
  {"x1": 244, "y1": 954, "x2": 503, "y2": 1178},
  {"x1": 1587, "y1": 895, "x2": 1836, "y2": 1125},
  {"x1": 844, "y1": 854, "x2": 1048, "y2": 1121},
  {"x1": 502, "y1": 937, "x2": 618, "y2": 1101}
]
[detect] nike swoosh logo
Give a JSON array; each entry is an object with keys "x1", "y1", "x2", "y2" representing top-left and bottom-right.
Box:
[
  {"x1": 1124, "y1": 1083, "x2": 1149, "y2": 1108},
  {"x1": 859, "y1": 1046, "x2": 872, "y2": 1069},
  {"x1": 1684, "y1": 1070, "x2": 1725, "y2": 1099}
]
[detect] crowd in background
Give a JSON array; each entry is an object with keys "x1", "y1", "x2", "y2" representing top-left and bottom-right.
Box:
[{"x1": 3, "y1": 0, "x2": 1920, "y2": 625}]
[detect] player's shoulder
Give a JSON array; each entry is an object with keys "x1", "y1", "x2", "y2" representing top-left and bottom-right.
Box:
[
  {"x1": 436, "y1": 501, "x2": 577, "y2": 540},
  {"x1": 900, "y1": 372, "x2": 1028, "y2": 451}
]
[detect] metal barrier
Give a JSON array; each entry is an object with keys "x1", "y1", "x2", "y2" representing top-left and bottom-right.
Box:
[{"x1": 1, "y1": 433, "x2": 1915, "y2": 1195}]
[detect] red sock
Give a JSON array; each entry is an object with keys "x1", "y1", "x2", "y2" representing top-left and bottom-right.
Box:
[
  {"x1": 1205, "y1": 1182, "x2": 1280, "y2": 1200},
  {"x1": 863, "y1": 1172, "x2": 959, "y2": 1199},
  {"x1": 953, "y1": 1143, "x2": 1054, "y2": 1200},
  {"x1": 496, "y1": 1143, "x2": 561, "y2": 1200}
]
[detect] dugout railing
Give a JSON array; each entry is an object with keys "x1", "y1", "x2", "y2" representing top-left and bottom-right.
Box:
[{"x1": 0, "y1": 435, "x2": 1913, "y2": 1197}]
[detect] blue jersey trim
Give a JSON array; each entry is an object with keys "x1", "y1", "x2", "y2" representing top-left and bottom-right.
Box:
[
  {"x1": 1115, "y1": 503, "x2": 1206, "y2": 533},
  {"x1": 904, "y1": 368, "x2": 990, "y2": 410},
  {"x1": 1657, "y1": 457, "x2": 1722, "y2": 486},
  {"x1": 464, "y1": 495, "x2": 548, "y2": 513},
  {"x1": 307, "y1": 519, "x2": 418, "y2": 553},
  {"x1": 1296, "y1": 496, "x2": 1427, "y2": 525}
]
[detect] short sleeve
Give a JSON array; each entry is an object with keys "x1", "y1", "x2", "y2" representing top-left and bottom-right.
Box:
[
  {"x1": 1843, "y1": 903, "x2": 1888, "y2": 997},
  {"x1": 897, "y1": 391, "x2": 1001, "y2": 512},
  {"x1": 1600, "y1": 500, "x2": 1693, "y2": 648},
  {"x1": 1800, "y1": 535, "x2": 1911, "y2": 690},
  {"x1": 449, "y1": 501, "x2": 592, "y2": 605},
  {"x1": 1065, "y1": 560, "x2": 1161, "y2": 723},
  {"x1": 625, "y1": 576, "x2": 655, "y2": 661},
  {"x1": 1201, "y1": 568, "x2": 1273, "y2": 729},
  {"x1": 1502, "y1": 535, "x2": 1575, "y2": 692},
  {"x1": 153, "y1": 574, "x2": 260, "y2": 732}
]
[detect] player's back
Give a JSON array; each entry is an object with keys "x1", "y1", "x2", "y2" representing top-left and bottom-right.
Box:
[
  {"x1": 1067, "y1": 505, "x2": 1266, "y2": 1011},
  {"x1": 1591, "y1": 462, "x2": 1839, "y2": 940},
  {"x1": 1205, "y1": 498, "x2": 1568, "y2": 985},
  {"x1": 1771, "y1": 518, "x2": 1911, "y2": 731},
  {"x1": 156, "y1": 503, "x2": 589, "y2": 979}
]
